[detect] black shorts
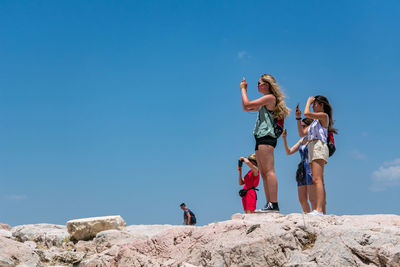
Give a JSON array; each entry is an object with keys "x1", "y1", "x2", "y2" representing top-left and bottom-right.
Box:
[{"x1": 255, "y1": 135, "x2": 277, "y2": 150}]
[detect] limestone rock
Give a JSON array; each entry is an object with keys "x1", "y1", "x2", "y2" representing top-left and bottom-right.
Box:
[
  {"x1": 2, "y1": 214, "x2": 400, "y2": 266},
  {"x1": 66, "y1": 215, "x2": 126, "y2": 241},
  {"x1": 0, "y1": 236, "x2": 41, "y2": 266},
  {"x1": 125, "y1": 224, "x2": 187, "y2": 239},
  {"x1": 35, "y1": 246, "x2": 85, "y2": 266},
  {"x1": 77, "y1": 214, "x2": 400, "y2": 267},
  {"x1": 0, "y1": 223, "x2": 11, "y2": 231},
  {"x1": 0, "y1": 229, "x2": 11, "y2": 238},
  {"x1": 11, "y1": 223, "x2": 69, "y2": 248},
  {"x1": 24, "y1": 240, "x2": 37, "y2": 249}
]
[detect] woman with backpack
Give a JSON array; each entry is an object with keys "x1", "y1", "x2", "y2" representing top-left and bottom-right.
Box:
[
  {"x1": 282, "y1": 118, "x2": 316, "y2": 213},
  {"x1": 240, "y1": 74, "x2": 290, "y2": 212},
  {"x1": 296, "y1": 95, "x2": 337, "y2": 216}
]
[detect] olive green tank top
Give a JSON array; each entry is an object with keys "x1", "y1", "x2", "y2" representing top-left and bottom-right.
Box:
[{"x1": 253, "y1": 106, "x2": 276, "y2": 138}]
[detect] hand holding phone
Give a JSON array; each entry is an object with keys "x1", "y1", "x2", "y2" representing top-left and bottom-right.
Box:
[
  {"x1": 238, "y1": 159, "x2": 244, "y2": 168},
  {"x1": 295, "y1": 102, "x2": 301, "y2": 119},
  {"x1": 240, "y1": 77, "x2": 247, "y2": 90}
]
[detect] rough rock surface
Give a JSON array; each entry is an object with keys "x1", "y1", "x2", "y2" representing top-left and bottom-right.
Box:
[
  {"x1": 0, "y1": 223, "x2": 11, "y2": 231},
  {"x1": 80, "y1": 214, "x2": 400, "y2": 267},
  {"x1": 125, "y1": 224, "x2": 187, "y2": 239},
  {"x1": 67, "y1": 215, "x2": 126, "y2": 241},
  {"x1": 0, "y1": 236, "x2": 41, "y2": 266},
  {"x1": 0, "y1": 229, "x2": 12, "y2": 238},
  {"x1": 1, "y1": 214, "x2": 400, "y2": 266},
  {"x1": 11, "y1": 223, "x2": 69, "y2": 248}
]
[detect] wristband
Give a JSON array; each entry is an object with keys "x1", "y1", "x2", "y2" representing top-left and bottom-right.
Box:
[{"x1": 296, "y1": 117, "x2": 301, "y2": 120}]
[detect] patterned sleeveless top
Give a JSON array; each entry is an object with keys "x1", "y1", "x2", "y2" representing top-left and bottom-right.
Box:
[{"x1": 308, "y1": 119, "x2": 328, "y2": 143}]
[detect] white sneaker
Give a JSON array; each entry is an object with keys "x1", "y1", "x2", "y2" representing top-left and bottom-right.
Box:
[{"x1": 308, "y1": 210, "x2": 324, "y2": 216}]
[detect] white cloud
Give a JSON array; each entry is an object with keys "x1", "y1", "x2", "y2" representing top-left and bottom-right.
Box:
[
  {"x1": 237, "y1": 51, "x2": 250, "y2": 59},
  {"x1": 370, "y1": 158, "x2": 400, "y2": 191},
  {"x1": 351, "y1": 149, "x2": 367, "y2": 160},
  {"x1": 5, "y1": 194, "x2": 28, "y2": 201},
  {"x1": 384, "y1": 158, "x2": 400, "y2": 166}
]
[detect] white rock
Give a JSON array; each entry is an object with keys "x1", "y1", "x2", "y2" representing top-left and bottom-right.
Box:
[
  {"x1": 2, "y1": 214, "x2": 400, "y2": 266},
  {"x1": 0, "y1": 229, "x2": 11, "y2": 238},
  {"x1": 95, "y1": 229, "x2": 133, "y2": 243},
  {"x1": 66, "y1": 215, "x2": 126, "y2": 241},
  {"x1": 11, "y1": 224, "x2": 69, "y2": 248},
  {"x1": 77, "y1": 214, "x2": 400, "y2": 267},
  {"x1": 125, "y1": 224, "x2": 187, "y2": 239},
  {"x1": 24, "y1": 241, "x2": 37, "y2": 249}
]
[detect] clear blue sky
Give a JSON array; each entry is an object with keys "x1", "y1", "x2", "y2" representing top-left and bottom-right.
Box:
[{"x1": 1, "y1": 1, "x2": 399, "y2": 226}]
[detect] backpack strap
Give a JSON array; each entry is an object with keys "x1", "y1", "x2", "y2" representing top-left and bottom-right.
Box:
[{"x1": 247, "y1": 187, "x2": 259, "y2": 191}]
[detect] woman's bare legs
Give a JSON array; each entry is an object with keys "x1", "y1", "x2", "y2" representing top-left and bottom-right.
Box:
[
  {"x1": 307, "y1": 184, "x2": 316, "y2": 211},
  {"x1": 297, "y1": 186, "x2": 310, "y2": 213},
  {"x1": 255, "y1": 145, "x2": 277, "y2": 203},
  {"x1": 310, "y1": 159, "x2": 325, "y2": 213},
  {"x1": 323, "y1": 180, "x2": 326, "y2": 214},
  {"x1": 244, "y1": 210, "x2": 255, "y2": 214}
]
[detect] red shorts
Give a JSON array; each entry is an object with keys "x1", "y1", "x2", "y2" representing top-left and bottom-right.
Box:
[{"x1": 242, "y1": 190, "x2": 257, "y2": 211}]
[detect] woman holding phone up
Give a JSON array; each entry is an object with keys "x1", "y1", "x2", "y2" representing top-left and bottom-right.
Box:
[
  {"x1": 240, "y1": 74, "x2": 290, "y2": 212},
  {"x1": 296, "y1": 96, "x2": 337, "y2": 216},
  {"x1": 282, "y1": 117, "x2": 315, "y2": 213}
]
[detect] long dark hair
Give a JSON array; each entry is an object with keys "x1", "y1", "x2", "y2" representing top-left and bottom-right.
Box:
[{"x1": 314, "y1": 95, "x2": 338, "y2": 134}]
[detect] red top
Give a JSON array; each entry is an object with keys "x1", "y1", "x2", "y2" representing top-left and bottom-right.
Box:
[{"x1": 243, "y1": 170, "x2": 260, "y2": 190}]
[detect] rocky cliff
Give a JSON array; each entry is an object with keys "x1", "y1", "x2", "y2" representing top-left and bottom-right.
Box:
[{"x1": 0, "y1": 213, "x2": 399, "y2": 266}]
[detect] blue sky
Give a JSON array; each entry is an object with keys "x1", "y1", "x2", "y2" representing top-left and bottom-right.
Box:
[{"x1": 1, "y1": 1, "x2": 399, "y2": 226}]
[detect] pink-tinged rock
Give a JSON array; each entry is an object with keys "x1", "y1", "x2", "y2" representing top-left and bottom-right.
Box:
[
  {"x1": 0, "y1": 223, "x2": 11, "y2": 231},
  {"x1": 3, "y1": 214, "x2": 399, "y2": 266},
  {"x1": 75, "y1": 214, "x2": 400, "y2": 267},
  {"x1": 67, "y1": 215, "x2": 126, "y2": 241},
  {"x1": 0, "y1": 236, "x2": 41, "y2": 266},
  {"x1": 125, "y1": 224, "x2": 187, "y2": 239}
]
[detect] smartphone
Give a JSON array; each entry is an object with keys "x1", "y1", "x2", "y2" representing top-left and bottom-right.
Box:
[
  {"x1": 238, "y1": 159, "x2": 244, "y2": 168},
  {"x1": 296, "y1": 102, "x2": 300, "y2": 111}
]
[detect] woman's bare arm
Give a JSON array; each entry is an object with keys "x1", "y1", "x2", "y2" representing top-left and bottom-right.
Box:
[
  {"x1": 304, "y1": 97, "x2": 329, "y2": 127},
  {"x1": 241, "y1": 91, "x2": 276, "y2": 111},
  {"x1": 282, "y1": 130, "x2": 303, "y2": 155},
  {"x1": 242, "y1": 97, "x2": 259, "y2": 112},
  {"x1": 238, "y1": 157, "x2": 245, "y2": 185},
  {"x1": 243, "y1": 158, "x2": 259, "y2": 176},
  {"x1": 295, "y1": 109, "x2": 308, "y2": 137},
  {"x1": 240, "y1": 77, "x2": 275, "y2": 112}
]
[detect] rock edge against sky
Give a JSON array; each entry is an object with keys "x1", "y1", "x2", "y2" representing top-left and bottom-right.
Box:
[{"x1": 0, "y1": 213, "x2": 399, "y2": 266}]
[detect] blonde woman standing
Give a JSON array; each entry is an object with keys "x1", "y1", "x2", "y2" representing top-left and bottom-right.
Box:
[{"x1": 240, "y1": 74, "x2": 290, "y2": 212}]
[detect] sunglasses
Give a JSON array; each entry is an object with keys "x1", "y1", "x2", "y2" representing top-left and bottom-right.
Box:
[{"x1": 257, "y1": 81, "x2": 269, "y2": 86}]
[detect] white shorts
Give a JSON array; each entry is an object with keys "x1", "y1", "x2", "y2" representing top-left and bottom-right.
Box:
[{"x1": 308, "y1": 139, "x2": 329, "y2": 164}]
